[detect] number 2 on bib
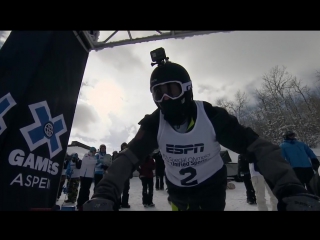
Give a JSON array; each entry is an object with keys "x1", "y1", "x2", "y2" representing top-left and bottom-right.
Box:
[{"x1": 179, "y1": 167, "x2": 198, "y2": 186}]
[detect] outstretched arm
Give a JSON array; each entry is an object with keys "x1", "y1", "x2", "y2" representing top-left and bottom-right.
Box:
[
  {"x1": 203, "y1": 102, "x2": 307, "y2": 200},
  {"x1": 92, "y1": 113, "x2": 159, "y2": 203}
]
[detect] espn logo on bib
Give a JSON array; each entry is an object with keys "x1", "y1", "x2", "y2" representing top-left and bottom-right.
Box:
[{"x1": 166, "y1": 144, "x2": 204, "y2": 154}]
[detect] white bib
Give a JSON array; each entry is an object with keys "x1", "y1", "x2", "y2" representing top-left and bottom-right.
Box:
[{"x1": 157, "y1": 101, "x2": 224, "y2": 187}]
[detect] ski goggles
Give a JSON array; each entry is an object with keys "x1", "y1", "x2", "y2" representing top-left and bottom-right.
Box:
[{"x1": 151, "y1": 81, "x2": 192, "y2": 103}]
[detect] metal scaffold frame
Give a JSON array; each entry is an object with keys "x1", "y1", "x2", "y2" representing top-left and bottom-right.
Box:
[{"x1": 74, "y1": 30, "x2": 233, "y2": 52}]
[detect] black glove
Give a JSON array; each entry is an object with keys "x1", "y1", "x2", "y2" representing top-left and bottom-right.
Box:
[
  {"x1": 311, "y1": 158, "x2": 319, "y2": 171},
  {"x1": 282, "y1": 193, "x2": 320, "y2": 211},
  {"x1": 82, "y1": 198, "x2": 114, "y2": 211}
]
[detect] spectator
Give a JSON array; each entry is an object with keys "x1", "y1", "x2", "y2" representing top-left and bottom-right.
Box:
[
  {"x1": 112, "y1": 151, "x2": 119, "y2": 162},
  {"x1": 94, "y1": 144, "x2": 108, "y2": 190},
  {"x1": 57, "y1": 153, "x2": 71, "y2": 201},
  {"x1": 64, "y1": 153, "x2": 81, "y2": 204},
  {"x1": 238, "y1": 154, "x2": 256, "y2": 205},
  {"x1": 111, "y1": 150, "x2": 122, "y2": 211},
  {"x1": 76, "y1": 147, "x2": 97, "y2": 211},
  {"x1": 280, "y1": 131, "x2": 320, "y2": 194},
  {"x1": 137, "y1": 155, "x2": 156, "y2": 207},
  {"x1": 153, "y1": 150, "x2": 165, "y2": 190},
  {"x1": 249, "y1": 162, "x2": 278, "y2": 211},
  {"x1": 119, "y1": 142, "x2": 132, "y2": 208}
]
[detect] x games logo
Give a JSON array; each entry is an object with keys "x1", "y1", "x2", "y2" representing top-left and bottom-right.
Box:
[{"x1": 20, "y1": 101, "x2": 67, "y2": 159}]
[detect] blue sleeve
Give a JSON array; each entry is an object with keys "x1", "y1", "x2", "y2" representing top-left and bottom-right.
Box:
[
  {"x1": 280, "y1": 145, "x2": 288, "y2": 162},
  {"x1": 66, "y1": 161, "x2": 72, "y2": 177},
  {"x1": 303, "y1": 143, "x2": 317, "y2": 159}
]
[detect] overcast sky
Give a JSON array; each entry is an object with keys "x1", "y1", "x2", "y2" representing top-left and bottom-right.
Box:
[{"x1": 1, "y1": 31, "x2": 320, "y2": 153}]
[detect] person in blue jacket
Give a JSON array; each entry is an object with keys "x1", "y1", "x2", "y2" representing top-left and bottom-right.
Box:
[
  {"x1": 65, "y1": 153, "x2": 82, "y2": 203},
  {"x1": 280, "y1": 131, "x2": 320, "y2": 194},
  {"x1": 94, "y1": 144, "x2": 108, "y2": 189}
]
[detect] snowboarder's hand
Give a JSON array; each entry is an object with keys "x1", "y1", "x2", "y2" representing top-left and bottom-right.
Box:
[
  {"x1": 282, "y1": 193, "x2": 320, "y2": 211},
  {"x1": 82, "y1": 198, "x2": 114, "y2": 211}
]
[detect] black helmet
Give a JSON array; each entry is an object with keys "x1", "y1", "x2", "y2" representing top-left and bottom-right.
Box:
[
  {"x1": 150, "y1": 61, "x2": 193, "y2": 125},
  {"x1": 284, "y1": 130, "x2": 295, "y2": 139},
  {"x1": 150, "y1": 62, "x2": 192, "y2": 90},
  {"x1": 120, "y1": 142, "x2": 128, "y2": 150}
]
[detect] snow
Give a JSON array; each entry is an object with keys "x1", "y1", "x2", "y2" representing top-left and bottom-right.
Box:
[
  {"x1": 221, "y1": 147, "x2": 239, "y2": 162},
  {"x1": 57, "y1": 177, "x2": 276, "y2": 211}
]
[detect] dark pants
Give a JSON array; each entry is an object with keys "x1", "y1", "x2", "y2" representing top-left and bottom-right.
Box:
[
  {"x1": 94, "y1": 174, "x2": 103, "y2": 191},
  {"x1": 57, "y1": 175, "x2": 66, "y2": 199},
  {"x1": 167, "y1": 165, "x2": 227, "y2": 211},
  {"x1": 155, "y1": 174, "x2": 164, "y2": 190},
  {"x1": 171, "y1": 190, "x2": 226, "y2": 211},
  {"x1": 121, "y1": 179, "x2": 130, "y2": 206},
  {"x1": 293, "y1": 167, "x2": 315, "y2": 194},
  {"x1": 141, "y1": 177, "x2": 154, "y2": 204},
  {"x1": 114, "y1": 198, "x2": 121, "y2": 211},
  {"x1": 67, "y1": 178, "x2": 80, "y2": 202},
  {"x1": 113, "y1": 178, "x2": 131, "y2": 210},
  {"x1": 77, "y1": 177, "x2": 93, "y2": 208},
  {"x1": 243, "y1": 173, "x2": 256, "y2": 201}
]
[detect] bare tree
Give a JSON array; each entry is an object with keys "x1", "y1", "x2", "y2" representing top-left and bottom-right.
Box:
[
  {"x1": 215, "y1": 66, "x2": 320, "y2": 147},
  {"x1": 234, "y1": 90, "x2": 248, "y2": 124},
  {"x1": 257, "y1": 66, "x2": 319, "y2": 145},
  {"x1": 216, "y1": 91, "x2": 248, "y2": 125}
]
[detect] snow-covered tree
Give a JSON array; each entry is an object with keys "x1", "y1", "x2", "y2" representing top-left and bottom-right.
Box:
[{"x1": 216, "y1": 65, "x2": 320, "y2": 147}]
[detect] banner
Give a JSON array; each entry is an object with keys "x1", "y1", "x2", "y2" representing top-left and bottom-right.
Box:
[{"x1": 0, "y1": 31, "x2": 89, "y2": 210}]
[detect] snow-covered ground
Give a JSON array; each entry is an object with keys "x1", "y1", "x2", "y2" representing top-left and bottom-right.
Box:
[
  {"x1": 57, "y1": 177, "x2": 276, "y2": 211},
  {"x1": 57, "y1": 146, "x2": 319, "y2": 211}
]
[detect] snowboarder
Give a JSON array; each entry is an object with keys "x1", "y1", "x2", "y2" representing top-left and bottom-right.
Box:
[{"x1": 83, "y1": 48, "x2": 320, "y2": 211}]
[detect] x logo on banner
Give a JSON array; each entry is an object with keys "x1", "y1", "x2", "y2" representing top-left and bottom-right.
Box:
[{"x1": 20, "y1": 101, "x2": 67, "y2": 159}]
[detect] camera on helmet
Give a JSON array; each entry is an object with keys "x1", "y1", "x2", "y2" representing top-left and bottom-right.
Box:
[{"x1": 150, "y1": 47, "x2": 169, "y2": 67}]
